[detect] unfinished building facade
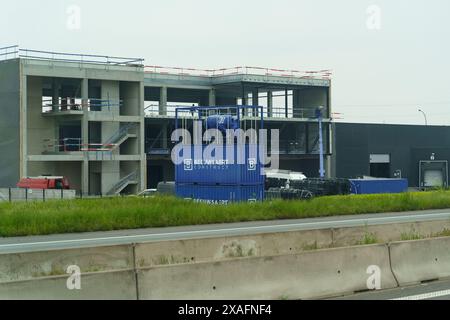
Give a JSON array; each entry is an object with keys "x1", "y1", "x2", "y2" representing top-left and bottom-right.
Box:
[
  {"x1": 144, "y1": 66, "x2": 333, "y2": 188},
  {"x1": 0, "y1": 46, "x2": 332, "y2": 193},
  {"x1": 0, "y1": 47, "x2": 146, "y2": 195}
]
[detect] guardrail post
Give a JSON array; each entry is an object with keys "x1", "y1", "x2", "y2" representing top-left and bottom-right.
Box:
[
  {"x1": 43, "y1": 189, "x2": 46, "y2": 202},
  {"x1": 25, "y1": 188, "x2": 28, "y2": 202},
  {"x1": 9, "y1": 188, "x2": 11, "y2": 202}
]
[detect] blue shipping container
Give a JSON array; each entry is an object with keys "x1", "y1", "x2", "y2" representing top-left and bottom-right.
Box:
[
  {"x1": 176, "y1": 184, "x2": 265, "y2": 204},
  {"x1": 350, "y1": 179, "x2": 408, "y2": 195},
  {"x1": 175, "y1": 144, "x2": 264, "y2": 185}
]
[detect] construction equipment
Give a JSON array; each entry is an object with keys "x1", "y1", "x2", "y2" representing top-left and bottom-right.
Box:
[{"x1": 17, "y1": 176, "x2": 70, "y2": 190}]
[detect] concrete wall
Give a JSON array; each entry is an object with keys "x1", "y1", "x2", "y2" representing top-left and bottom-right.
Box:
[
  {"x1": 121, "y1": 82, "x2": 140, "y2": 116},
  {"x1": 0, "y1": 60, "x2": 20, "y2": 187},
  {"x1": 137, "y1": 244, "x2": 396, "y2": 300},
  {"x1": 27, "y1": 76, "x2": 56, "y2": 155}
]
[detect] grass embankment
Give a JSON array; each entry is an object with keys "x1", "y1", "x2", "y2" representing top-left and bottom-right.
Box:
[{"x1": 1, "y1": 191, "x2": 450, "y2": 237}]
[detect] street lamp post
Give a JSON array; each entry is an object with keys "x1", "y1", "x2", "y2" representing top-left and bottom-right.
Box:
[{"x1": 418, "y1": 109, "x2": 428, "y2": 126}]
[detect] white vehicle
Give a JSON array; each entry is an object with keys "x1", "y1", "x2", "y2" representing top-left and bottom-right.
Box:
[{"x1": 265, "y1": 169, "x2": 307, "y2": 182}]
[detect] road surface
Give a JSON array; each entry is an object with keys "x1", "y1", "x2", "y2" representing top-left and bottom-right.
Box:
[
  {"x1": 1, "y1": 208, "x2": 449, "y2": 254},
  {"x1": 331, "y1": 279, "x2": 450, "y2": 300}
]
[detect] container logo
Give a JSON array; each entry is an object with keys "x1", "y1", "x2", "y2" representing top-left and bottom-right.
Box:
[
  {"x1": 248, "y1": 158, "x2": 257, "y2": 171},
  {"x1": 184, "y1": 159, "x2": 193, "y2": 171}
]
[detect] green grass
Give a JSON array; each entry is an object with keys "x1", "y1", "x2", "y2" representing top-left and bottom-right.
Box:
[
  {"x1": 401, "y1": 229, "x2": 424, "y2": 241},
  {"x1": 1, "y1": 190, "x2": 450, "y2": 237},
  {"x1": 357, "y1": 232, "x2": 378, "y2": 245}
]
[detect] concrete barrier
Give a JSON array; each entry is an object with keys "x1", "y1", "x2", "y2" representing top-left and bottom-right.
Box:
[
  {"x1": 0, "y1": 245, "x2": 134, "y2": 282},
  {"x1": 135, "y1": 229, "x2": 333, "y2": 268},
  {"x1": 390, "y1": 237, "x2": 450, "y2": 286},
  {"x1": 0, "y1": 271, "x2": 137, "y2": 300},
  {"x1": 137, "y1": 244, "x2": 397, "y2": 300},
  {"x1": 2, "y1": 225, "x2": 450, "y2": 299},
  {"x1": 0, "y1": 245, "x2": 137, "y2": 300},
  {"x1": 332, "y1": 220, "x2": 450, "y2": 247},
  {"x1": 0, "y1": 188, "x2": 76, "y2": 202}
]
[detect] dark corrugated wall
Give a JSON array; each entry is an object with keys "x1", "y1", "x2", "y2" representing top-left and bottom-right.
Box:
[{"x1": 333, "y1": 123, "x2": 450, "y2": 187}]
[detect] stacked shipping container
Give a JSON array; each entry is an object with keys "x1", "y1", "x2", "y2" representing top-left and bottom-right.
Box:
[{"x1": 175, "y1": 106, "x2": 265, "y2": 204}]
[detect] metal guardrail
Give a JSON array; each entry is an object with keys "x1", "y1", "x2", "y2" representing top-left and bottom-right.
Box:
[
  {"x1": 2, "y1": 46, "x2": 329, "y2": 79},
  {"x1": 145, "y1": 104, "x2": 321, "y2": 119},
  {"x1": 0, "y1": 45, "x2": 19, "y2": 61},
  {"x1": 145, "y1": 65, "x2": 332, "y2": 80},
  {"x1": 43, "y1": 138, "x2": 118, "y2": 153},
  {"x1": 20, "y1": 48, "x2": 144, "y2": 66},
  {"x1": 0, "y1": 45, "x2": 144, "y2": 66},
  {"x1": 42, "y1": 98, "x2": 122, "y2": 113}
]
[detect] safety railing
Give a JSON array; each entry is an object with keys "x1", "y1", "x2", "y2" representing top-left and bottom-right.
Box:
[
  {"x1": 19, "y1": 48, "x2": 144, "y2": 66},
  {"x1": 88, "y1": 98, "x2": 122, "y2": 112},
  {"x1": 42, "y1": 98, "x2": 83, "y2": 113},
  {"x1": 43, "y1": 138, "x2": 118, "y2": 153},
  {"x1": 0, "y1": 45, "x2": 19, "y2": 61},
  {"x1": 146, "y1": 104, "x2": 324, "y2": 120},
  {"x1": 145, "y1": 65, "x2": 332, "y2": 80},
  {"x1": 42, "y1": 98, "x2": 122, "y2": 114}
]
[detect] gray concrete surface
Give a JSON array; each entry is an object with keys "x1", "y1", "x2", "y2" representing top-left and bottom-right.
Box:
[
  {"x1": 331, "y1": 279, "x2": 450, "y2": 300},
  {"x1": 1, "y1": 209, "x2": 450, "y2": 254},
  {"x1": 390, "y1": 237, "x2": 450, "y2": 286},
  {"x1": 137, "y1": 244, "x2": 397, "y2": 300}
]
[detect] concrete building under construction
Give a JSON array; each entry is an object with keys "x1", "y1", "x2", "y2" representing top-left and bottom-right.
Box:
[{"x1": 0, "y1": 46, "x2": 332, "y2": 194}]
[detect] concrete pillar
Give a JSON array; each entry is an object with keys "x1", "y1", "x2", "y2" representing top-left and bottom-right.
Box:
[
  {"x1": 209, "y1": 89, "x2": 216, "y2": 106},
  {"x1": 252, "y1": 89, "x2": 259, "y2": 116},
  {"x1": 285, "y1": 89, "x2": 289, "y2": 118},
  {"x1": 160, "y1": 87, "x2": 167, "y2": 116},
  {"x1": 267, "y1": 91, "x2": 273, "y2": 118},
  {"x1": 102, "y1": 81, "x2": 120, "y2": 116},
  {"x1": 325, "y1": 155, "x2": 332, "y2": 179},
  {"x1": 82, "y1": 160, "x2": 89, "y2": 195},
  {"x1": 139, "y1": 82, "x2": 146, "y2": 192},
  {"x1": 52, "y1": 79, "x2": 59, "y2": 113},
  {"x1": 293, "y1": 89, "x2": 300, "y2": 118},
  {"x1": 101, "y1": 161, "x2": 121, "y2": 195},
  {"x1": 81, "y1": 78, "x2": 89, "y2": 146},
  {"x1": 20, "y1": 75, "x2": 28, "y2": 178},
  {"x1": 81, "y1": 78, "x2": 89, "y2": 195}
]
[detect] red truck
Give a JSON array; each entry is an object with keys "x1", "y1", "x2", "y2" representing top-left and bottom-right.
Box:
[{"x1": 17, "y1": 176, "x2": 70, "y2": 190}]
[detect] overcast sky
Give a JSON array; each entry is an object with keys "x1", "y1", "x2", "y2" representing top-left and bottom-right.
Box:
[{"x1": 1, "y1": 0, "x2": 449, "y2": 125}]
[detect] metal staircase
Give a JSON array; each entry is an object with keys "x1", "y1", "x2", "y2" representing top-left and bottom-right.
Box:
[
  {"x1": 107, "y1": 171, "x2": 139, "y2": 195},
  {"x1": 104, "y1": 123, "x2": 138, "y2": 151}
]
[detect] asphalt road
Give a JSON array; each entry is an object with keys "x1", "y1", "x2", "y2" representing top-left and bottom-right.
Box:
[
  {"x1": 331, "y1": 279, "x2": 450, "y2": 300},
  {"x1": 1, "y1": 208, "x2": 450, "y2": 254}
]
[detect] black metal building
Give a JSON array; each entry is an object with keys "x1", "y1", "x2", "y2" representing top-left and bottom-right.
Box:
[{"x1": 332, "y1": 123, "x2": 450, "y2": 188}]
